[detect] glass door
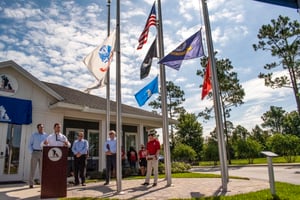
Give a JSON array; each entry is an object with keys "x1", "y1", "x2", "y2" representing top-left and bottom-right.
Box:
[
  {"x1": 87, "y1": 130, "x2": 99, "y2": 172},
  {"x1": 125, "y1": 132, "x2": 138, "y2": 154},
  {"x1": 0, "y1": 123, "x2": 24, "y2": 181}
]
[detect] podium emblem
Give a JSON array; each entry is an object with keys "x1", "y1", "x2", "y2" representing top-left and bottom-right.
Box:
[{"x1": 48, "y1": 147, "x2": 62, "y2": 161}]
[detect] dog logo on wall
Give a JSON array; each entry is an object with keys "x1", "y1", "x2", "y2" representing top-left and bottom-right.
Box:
[{"x1": 0, "y1": 74, "x2": 18, "y2": 96}]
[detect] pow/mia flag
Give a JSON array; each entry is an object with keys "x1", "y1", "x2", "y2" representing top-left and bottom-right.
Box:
[{"x1": 140, "y1": 38, "x2": 157, "y2": 80}]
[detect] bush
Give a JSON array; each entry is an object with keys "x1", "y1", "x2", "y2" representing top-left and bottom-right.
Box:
[
  {"x1": 172, "y1": 143, "x2": 196, "y2": 162},
  {"x1": 171, "y1": 162, "x2": 191, "y2": 173},
  {"x1": 158, "y1": 161, "x2": 191, "y2": 174}
]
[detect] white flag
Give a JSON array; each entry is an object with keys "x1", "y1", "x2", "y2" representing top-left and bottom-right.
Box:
[{"x1": 83, "y1": 30, "x2": 116, "y2": 90}]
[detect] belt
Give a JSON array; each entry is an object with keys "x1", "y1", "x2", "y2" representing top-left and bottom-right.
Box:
[{"x1": 33, "y1": 149, "x2": 42, "y2": 152}]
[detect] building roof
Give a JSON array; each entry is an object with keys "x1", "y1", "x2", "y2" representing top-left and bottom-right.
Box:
[{"x1": 43, "y1": 81, "x2": 164, "y2": 121}]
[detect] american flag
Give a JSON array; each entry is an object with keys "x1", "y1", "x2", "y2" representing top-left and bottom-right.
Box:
[{"x1": 137, "y1": 2, "x2": 156, "y2": 50}]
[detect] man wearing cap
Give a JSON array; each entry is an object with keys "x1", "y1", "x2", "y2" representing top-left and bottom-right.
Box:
[{"x1": 142, "y1": 131, "x2": 160, "y2": 187}]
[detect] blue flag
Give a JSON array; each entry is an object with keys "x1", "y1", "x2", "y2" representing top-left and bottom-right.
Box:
[
  {"x1": 158, "y1": 29, "x2": 205, "y2": 70},
  {"x1": 135, "y1": 76, "x2": 159, "y2": 107}
]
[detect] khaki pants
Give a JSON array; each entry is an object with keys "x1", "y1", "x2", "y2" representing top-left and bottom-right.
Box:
[
  {"x1": 29, "y1": 151, "x2": 43, "y2": 186},
  {"x1": 145, "y1": 158, "x2": 158, "y2": 184}
]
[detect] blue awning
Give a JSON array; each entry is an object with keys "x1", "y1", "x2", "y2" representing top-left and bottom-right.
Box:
[
  {"x1": 0, "y1": 96, "x2": 32, "y2": 125},
  {"x1": 254, "y1": 0, "x2": 299, "y2": 9}
]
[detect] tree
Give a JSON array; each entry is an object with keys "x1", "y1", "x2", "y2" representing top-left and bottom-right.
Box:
[
  {"x1": 202, "y1": 137, "x2": 219, "y2": 165},
  {"x1": 261, "y1": 106, "x2": 286, "y2": 134},
  {"x1": 250, "y1": 125, "x2": 270, "y2": 150},
  {"x1": 232, "y1": 125, "x2": 249, "y2": 142},
  {"x1": 267, "y1": 133, "x2": 300, "y2": 162},
  {"x1": 175, "y1": 112, "x2": 204, "y2": 160},
  {"x1": 234, "y1": 138, "x2": 262, "y2": 164},
  {"x1": 197, "y1": 56, "x2": 245, "y2": 121},
  {"x1": 197, "y1": 56, "x2": 245, "y2": 164},
  {"x1": 253, "y1": 15, "x2": 300, "y2": 114},
  {"x1": 282, "y1": 111, "x2": 300, "y2": 137},
  {"x1": 148, "y1": 81, "x2": 185, "y2": 147}
]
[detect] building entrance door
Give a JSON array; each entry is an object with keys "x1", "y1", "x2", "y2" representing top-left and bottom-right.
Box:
[{"x1": 0, "y1": 123, "x2": 24, "y2": 182}]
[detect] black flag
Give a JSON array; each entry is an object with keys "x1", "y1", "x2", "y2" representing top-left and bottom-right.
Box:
[{"x1": 140, "y1": 38, "x2": 157, "y2": 79}]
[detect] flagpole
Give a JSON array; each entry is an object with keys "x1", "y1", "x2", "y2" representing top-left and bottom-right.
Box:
[
  {"x1": 116, "y1": 0, "x2": 122, "y2": 193},
  {"x1": 106, "y1": 0, "x2": 111, "y2": 141},
  {"x1": 157, "y1": 0, "x2": 172, "y2": 186},
  {"x1": 201, "y1": 0, "x2": 228, "y2": 190}
]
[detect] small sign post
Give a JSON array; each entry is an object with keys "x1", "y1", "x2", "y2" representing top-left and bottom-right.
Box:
[{"x1": 261, "y1": 151, "x2": 278, "y2": 195}]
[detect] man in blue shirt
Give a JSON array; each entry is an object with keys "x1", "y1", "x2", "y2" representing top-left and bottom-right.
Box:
[
  {"x1": 71, "y1": 131, "x2": 89, "y2": 186},
  {"x1": 28, "y1": 123, "x2": 48, "y2": 188},
  {"x1": 103, "y1": 130, "x2": 117, "y2": 185}
]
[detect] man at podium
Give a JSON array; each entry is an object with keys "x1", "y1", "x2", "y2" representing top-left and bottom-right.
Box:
[
  {"x1": 42, "y1": 123, "x2": 71, "y2": 147},
  {"x1": 40, "y1": 122, "x2": 70, "y2": 198}
]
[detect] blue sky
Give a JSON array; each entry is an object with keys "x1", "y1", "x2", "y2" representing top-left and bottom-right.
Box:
[{"x1": 0, "y1": 0, "x2": 299, "y2": 137}]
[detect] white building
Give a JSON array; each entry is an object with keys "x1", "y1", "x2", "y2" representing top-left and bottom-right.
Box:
[{"x1": 0, "y1": 60, "x2": 166, "y2": 183}]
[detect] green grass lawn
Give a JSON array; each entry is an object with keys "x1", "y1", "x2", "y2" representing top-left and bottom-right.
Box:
[{"x1": 185, "y1": 182, "x2": 300, "y2": 200}]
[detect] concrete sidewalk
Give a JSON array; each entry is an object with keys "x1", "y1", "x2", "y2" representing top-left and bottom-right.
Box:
[{"x1": 0, "y1": 178, "x2": 270, "y2": 200}]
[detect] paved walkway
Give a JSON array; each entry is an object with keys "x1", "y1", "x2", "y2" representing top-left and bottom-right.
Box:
[{"x1": 0, "y1": 178, "x2": 270, "y2": 200}]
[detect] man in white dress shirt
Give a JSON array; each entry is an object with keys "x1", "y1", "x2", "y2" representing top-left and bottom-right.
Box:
[{"x1": 42, "y1": 123, "x2": 71, "y2": 147}]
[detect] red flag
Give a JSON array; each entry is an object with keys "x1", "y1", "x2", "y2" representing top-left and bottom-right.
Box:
[
  {"x1": 201, "y1": 60, "x2": 212, "y2": 100},
  {"x1": 137, "y1": 2, "x2": 156, "y2": 50}
]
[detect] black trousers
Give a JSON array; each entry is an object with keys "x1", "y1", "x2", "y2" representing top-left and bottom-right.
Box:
[
  {"x1": 74, "y1": 155, "x2": 87, "y2": 184},
  {"x1": 106, "y1": 154, "x2": 116, "y2": 183}
]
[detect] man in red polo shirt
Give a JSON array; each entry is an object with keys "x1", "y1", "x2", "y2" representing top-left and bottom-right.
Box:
[{"x1": 141, "y1": 131, "x2": 160, "y2": 187}]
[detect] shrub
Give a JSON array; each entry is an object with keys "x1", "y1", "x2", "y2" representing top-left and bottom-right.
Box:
[{"x1": 158, "y1": 161, "x2": 191, "y2": 174}]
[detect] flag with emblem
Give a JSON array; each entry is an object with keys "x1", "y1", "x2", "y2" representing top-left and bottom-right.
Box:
[
  {"x1": 83, "y1": 30, "x2": 116, "y2": 92},
  {"x1": 137, "y1": 2, "x2": 156, "y2": 50},
  {"x1": 158, "y1": 29, "x2": 204, "y2": 70},
  {"x1": 201, "y1": 60, "x2": 212, "y2": 100},
  {"x1": 135, "y1": 76, "x2": 159, "y2": 106},
  {"x1": 140, "y1": 38, "x2": 157, "y2": 79}
]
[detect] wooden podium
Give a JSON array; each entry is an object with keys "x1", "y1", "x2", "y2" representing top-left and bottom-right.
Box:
[{"x1": 41, "y1": 146, "x2": 68, "y2": 199}]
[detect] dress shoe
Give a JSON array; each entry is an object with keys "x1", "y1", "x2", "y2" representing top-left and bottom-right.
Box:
[
  {"x1": 104, "y1": 182, "x2": 109, "y2": 185},
  {"x1": 82, "y1": 183, "x2": 86, "y2": 186},
  {"x1": 29, "y1": 185, "x2": 33, "y2": 188},
  {"x1": 142, "y1": 182, "x2": 149, "y2": 186},
  {"x1": 152, "y1": 183, "x2": 157, "y2": 187}
]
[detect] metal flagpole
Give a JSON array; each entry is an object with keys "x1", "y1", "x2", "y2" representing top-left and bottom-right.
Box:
[
  {"x1": 201, "y1": 0, "x2": 228, "y2": 191},
  {"x1": 115, "y1": 0, "x2": 122, "y2": 193},
  {"x1": 157, "y1": 0, "x2": 172, "y2": 186},
  {"x1": 106, "y1": 0, "x2": 111, "y2": 139}
]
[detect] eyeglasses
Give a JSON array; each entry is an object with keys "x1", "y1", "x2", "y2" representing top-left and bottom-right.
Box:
[{"x1": 78, "y1": 135, "x2": 83, "y2": 137}]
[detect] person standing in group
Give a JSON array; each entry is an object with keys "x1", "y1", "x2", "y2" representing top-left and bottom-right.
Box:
[
  {"x1": 142, "y1": 131, "x2": 160, "y2": 187},
  {"x1": 127, "y1": 146, "x2": 138, "y2": 173},
  {"x1": 103, "y1": 130, "x2": 117, "y2": 185},
  {"x1": 71, "y1": 131, "x2": 89, "y2": 186},
  {"x1": 28, "y1": 123, "x2": 48, "y2": 188},
  {"x1": 42, "y1": 123, "x2": 71, "y2": 147},
  {"x1": 138, "y1": 144, "x2": 147, "y2": 176}
]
